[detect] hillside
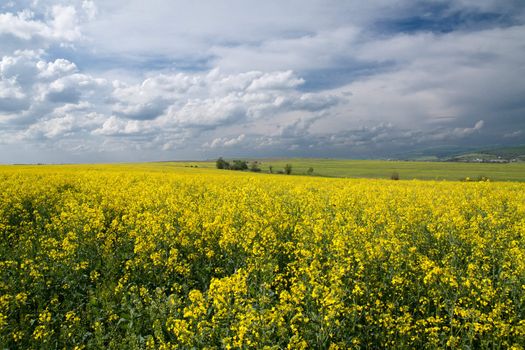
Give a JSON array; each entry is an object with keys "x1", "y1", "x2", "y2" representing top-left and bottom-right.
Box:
[{"x1": 447, "y1": 145, "x2": 525, "y2": 162}]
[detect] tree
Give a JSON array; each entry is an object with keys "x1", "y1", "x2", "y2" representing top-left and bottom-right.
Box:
[
  {"x1": 284, "y1": 164, "x2": 292, "y2": 175},
  {"x1": 230, "y1": 160, "x2": 248, "y2": 171},
  {"x1": 269, "y1": 165, "x2": 273, "y2": 174},
  {"x1": 216, "y1": 157, "x2": 230, "y2": 169},
  {"x1": 306, "y1": 167, "x2": 314, "y2": 175},
  {"x1": 249, "y1": 161, "x2": 261, "y2": 172}
]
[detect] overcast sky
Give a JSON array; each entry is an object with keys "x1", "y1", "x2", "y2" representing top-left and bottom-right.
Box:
[{"x1": 1, "y1": 0, "x2": 524, "y2": 163}]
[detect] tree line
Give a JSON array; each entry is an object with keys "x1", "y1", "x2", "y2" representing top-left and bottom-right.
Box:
[{"x1": 216, "y1": 157, "x2": 294, "y2": 175}]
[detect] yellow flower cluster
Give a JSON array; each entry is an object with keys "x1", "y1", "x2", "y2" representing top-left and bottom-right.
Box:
[{"x1": 0, "y1": 165, "x2": 524, "y2": 348}]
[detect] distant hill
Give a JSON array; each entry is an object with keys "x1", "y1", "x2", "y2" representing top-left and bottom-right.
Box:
[
  {"x1": 397, "y1": 145, "x2": 478, "y2": 161},
  {"x1": 447, "y1": 145, "x2": 525, "y2": 163},
  {"x1": 399, "y1": 145, "x2": 525, "y2": 162},
  {"x1": 481, "y1": 145, "x2": 525, "y2": 159}
]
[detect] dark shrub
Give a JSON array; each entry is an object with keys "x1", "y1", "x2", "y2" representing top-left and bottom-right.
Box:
[
  {"x1": 216, "y1": 157, "x2": 230, "y2": 169},
  {"x1": 230, "y1": 160, "x2": 248, "y2": 171}
]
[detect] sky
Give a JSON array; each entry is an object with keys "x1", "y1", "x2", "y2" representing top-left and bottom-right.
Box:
[{"x1": 0, "y1": 0, "x2": 524, "y2": 163}]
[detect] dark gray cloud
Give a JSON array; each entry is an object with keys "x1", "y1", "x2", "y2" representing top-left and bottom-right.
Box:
[
  {"x1": 45, "y1": 88, "x2": 80, "y2": 103},
  {"x1": 113, "y1": 99, "x2": 170, "y2": 121},
  {"x1": 0, "y1": 95, "x2": 30, "y2": 112},
  {"x1": 199, "y1": 120, "x2": 494, "y2": 159}
]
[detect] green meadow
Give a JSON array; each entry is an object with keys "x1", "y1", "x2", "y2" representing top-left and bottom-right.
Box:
[
  {"x1": 145, "y1": 159, "x2": 525, "y2": 182},
  {"x1": 5, "y1": 159, "x2": 524, "y2": 181},
  {"x1": 250, "y1": 159, "x2": 525, "y2": 181}
]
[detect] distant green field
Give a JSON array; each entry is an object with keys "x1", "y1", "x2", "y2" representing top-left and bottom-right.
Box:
[
  {"x1": 148, "y1": 159, "x2": 525, "y2": 182},
  {"x1": 5, "y1": 159, "x2": 524, "y2": 181}
]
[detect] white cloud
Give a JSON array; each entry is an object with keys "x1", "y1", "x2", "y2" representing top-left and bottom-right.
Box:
[
  {"x1": 41, "y1": 73, "x2": 108, "y2": 104},
  {"x1": 0, "y1": 47, "x2": 344, "y2": 148},
  {"x1": 1, "y1": 50, "x2": 41, "y2": 85},
  {"x1": 81, "y1": 0, "x2": 97, "y2": 20},
  {"x1": 203, "y1": 134, "x2": 246, "y2": 148},
  {"x1": 93, "y1": 116, "x2": 144, "y2": 136},
  {"x1": 37, "y1": 58, "x2": 77, "y2": 79},
  {"x1": 0, "y1": 10, "x2": 47, "y2": 40},
  {"x1": 22, "y1": 109, "x2": 105, "y2": 140},
  {"x1": 0, "y1": 6, "x2": 80, "y2": 42},
  {"x1": 0, "y1": 50, "x2": 113, "y2": 146},
  {"x1": 109, "y1": 69, "x2": 343, "y2": 129},
  {"x1": 246, "y1": 70, "x2": 304, "y2": 90},
  {"x1": 49, "y1": 5, "x2": 81, "y2": 41},
  {"x1": 452, "y1": 120, "x2": 484, "y2": 137},
  {"x1": 25, "y1": 114, "x2": 76, "y2": 138}
]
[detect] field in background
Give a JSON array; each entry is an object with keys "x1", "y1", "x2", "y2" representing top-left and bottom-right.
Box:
[
  {"x1": 1, "y1": 164, "x2": 524, "y2": 348},
  {"x1": 6, "y1": 159, "x2": 525, "y2": 182},
  {"x1": 251, "y1": 159, "x2": 525, "y2": 181},
  {"x1": 131, "y1": 159, "x2": 525, "y2": 182}
]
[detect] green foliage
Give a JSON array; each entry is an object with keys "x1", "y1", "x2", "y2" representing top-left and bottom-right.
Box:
[
  {"x1": 215, "y1": 157, "x2": 230, "y2": 170},
  {"x1": 230, "y1": 160, "x2": 248, "y2": 171},
  {"x1": 284, "y1": 164, "x2": 292, "y2": 175},
  {"x1": 249, "y1": 161, "x2": 261, "y2": 172}
]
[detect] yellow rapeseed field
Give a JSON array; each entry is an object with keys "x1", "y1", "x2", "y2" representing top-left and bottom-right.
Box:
[{"x1": 0, "y1": 165, "x2": 524, "y2": 349}]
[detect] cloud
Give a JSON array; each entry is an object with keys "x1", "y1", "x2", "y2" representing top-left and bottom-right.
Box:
[
  {"x1": 1, "y1": 0, "x2": 525, "y2": 163},
  {"x1": 452, "y1": 120, "x2": 484, "y2": 137},
  {"x1": 0, "y1": 10, "x2": 47, "y2": 40},
  {"x1": 326, "y1": 25, "x2": 525, "y2": 134},
  {"x1": 37, "y1": 58, "x2": 77, "y2": 79},
  {"x1": 0, "y1": 47, "x2": 345, "y2": 150},
  {"x1": 504, "y1": 130, "x2": 522, "y2": 138},
  {"x1": 81, "y1": 0, "x2": 97, "y2": 21},
  {"x1": 0, "y1": 50, "x2": 111, "y2": 140},
  {"x1": 200, "y1": 120, "x2": 493, "y2": 158},
  {"x1": 21, "y1": 108, "x2": 105, "y2": 140},
  {"x1": 93, "y1": 116, "x2": 145, "y2": 136},
  {"x1": 113, "y1": 99, "x2": 169, "y2": 120},
  {"x1": 1, "y1": 50, "x2": 41, "y2": 87},
  {"x1": 0, "y1": 77, "x2": 29, "y2": 112},
  {"x1": 246, "y1": 70, "x2": 304, "y2": 90},
  {"x1": 41, "y1": 73, "x2": 108, "y2": 105},
  {"x1": 203, "y1": 134, "x2": 246, "y2": 148},
  {"x1": 107, "y1": 69, "x2": 343, "y2": 131},
  {"x1": 211, "y1": 27, "x2": 362, "y2": 73},
  {"x1": 0, "y1": 6, "x2": 80, "y2": 42},
  {"x1": 49, "y1": 5, "x2": 81, "y2": 41}
]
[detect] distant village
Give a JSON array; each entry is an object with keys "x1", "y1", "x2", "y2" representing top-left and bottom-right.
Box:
[
  {"x1": 448, "y1": 155, "x2": 524, "y2": 163},
  {"x1": 451, "y1": 157, "x2": 516, "y2": 163}
]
